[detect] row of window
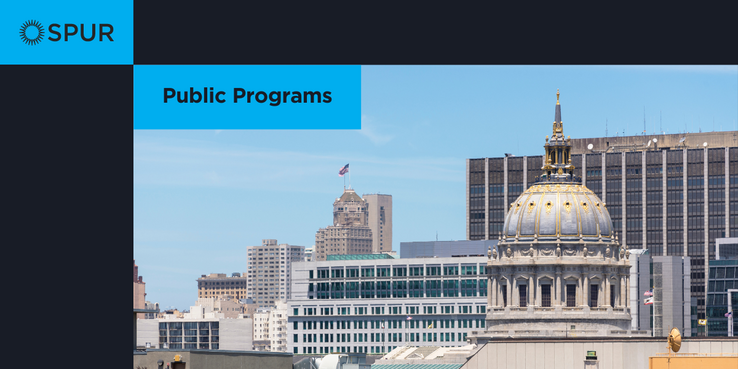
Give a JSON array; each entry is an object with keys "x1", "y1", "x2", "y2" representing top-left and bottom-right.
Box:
[
  {"x1": 312, "y1": 266, "x2": 482, "y2": 278},
  {"x1": 311, "y1": 279, "x2": 489, "y2": 299},
  {"x1": 294, "y1": 330, "x2": 475, "y2": 344},
  {"x1": 294, "y1": 305, "x2": 484, "y2": 316},
  {"x1": 294, "y1": 318, "x2": 485, "y2": 331}
]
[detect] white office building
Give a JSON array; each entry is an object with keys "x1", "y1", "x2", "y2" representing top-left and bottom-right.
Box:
[{"x1": 287, "y1": 256, "x2": 489, "y2": 355}]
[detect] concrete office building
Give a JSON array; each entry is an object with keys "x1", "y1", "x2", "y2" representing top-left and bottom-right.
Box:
[
  {"x1": 629, "y1": 250, "x2": 691, "y2": 336},
  {"x1": 466, "y1": 92, "x2": 738, "y2": 333},
  {"x1": 137, "y1": 303, "x2": 254, "y2": 350},
  {"x1": 197, "y1": 272, "x2": 248, "y2": 300},
  {"x1": 400, "y1": 240, "x2": 498, "y2": 259},
  {"x1": 246, "y1": 239, "x2": 305, "y2": 308},
  {"x1": 287, "y1": 256, "x2": 489, "y2": 355},
  {"x1": 315, "y1": 189, "x2": 374, "y2": 261},
  {"x1": 364, "y1": 193, "x2": 393, "y2": 253}
]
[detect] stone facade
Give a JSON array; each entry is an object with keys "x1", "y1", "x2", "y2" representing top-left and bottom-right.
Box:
[
  {"x1": 475, "y1": 92, "x2": 636, "y2": 339},
  {"x1": 315, "y1": 189, "x2": 373, "y2": 261}
]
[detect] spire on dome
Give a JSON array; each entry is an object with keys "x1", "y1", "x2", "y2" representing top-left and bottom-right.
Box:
[{"x1": 541, "y1": 89, "x2": 576, "y2": 182}]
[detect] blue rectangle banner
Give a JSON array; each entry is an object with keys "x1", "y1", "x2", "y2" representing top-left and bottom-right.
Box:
[{"x1": 133, "y1": 65, "x2": 361, "y2": 129}]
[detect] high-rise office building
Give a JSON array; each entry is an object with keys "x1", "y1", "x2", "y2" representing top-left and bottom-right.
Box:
[
  {"x1": 246, "y1": 239, "x2": 305, "y2": 308},
  {"x1": 466, "y1": 93, "x2": 737, "y2": 334},
  {"x1": 364, "y1": 193, "x2": 393, "y2": 253},
  {"x1": 315, "y1": 189, "x2": 373, "y2": 261}
]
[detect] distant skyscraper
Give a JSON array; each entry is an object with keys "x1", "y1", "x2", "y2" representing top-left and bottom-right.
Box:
[
  {"x1": 314, "y1": 189, "x2": 373, "y2": 261},
  {"x1": 246, "y1": 239, "x2": 305, "y2": 308},
  {"x1": 364, "y1": 193, "x2": 393, "y2": 253}
]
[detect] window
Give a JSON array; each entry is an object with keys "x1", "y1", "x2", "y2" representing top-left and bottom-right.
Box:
[
  {"x1": 590, "y1": 284, "x2": 599, "y2": 307},
  {"x1": 567, "y1": 284, "x2": 576, "y2": 307},
  {"x1": 519, "y1": 285, "x2": 527, "y2": 307},
  {"x1": 541, "y1": 284, "x2": 551, "y2": 307}
]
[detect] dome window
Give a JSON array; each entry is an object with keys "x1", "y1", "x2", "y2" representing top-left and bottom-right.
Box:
[{"x1": 527, "y1": 201, "x2": 536, "y2": 214}]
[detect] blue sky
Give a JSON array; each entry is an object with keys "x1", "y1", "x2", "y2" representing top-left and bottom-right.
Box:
[{"x1": 134, "y1": 65, "x2": 738, "y2": 310}]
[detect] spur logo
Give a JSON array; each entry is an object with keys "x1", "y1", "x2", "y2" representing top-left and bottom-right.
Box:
[{"x1": 19, "y1": 20, "x2": 114, "y2": 45}]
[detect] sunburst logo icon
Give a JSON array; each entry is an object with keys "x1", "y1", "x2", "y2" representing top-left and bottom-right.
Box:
[{"x1": 19, "y1": 20, "x2": 45, "y2": 45}]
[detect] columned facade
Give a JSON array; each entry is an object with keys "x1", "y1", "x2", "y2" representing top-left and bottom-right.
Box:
[{"x1": 473, "y1": 91, "x2": 636, "y2": 339}]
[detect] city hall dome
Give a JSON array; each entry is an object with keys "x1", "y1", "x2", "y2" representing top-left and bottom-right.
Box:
[
  {"x1": 475, "y1": 90, "x2": 633, "y2": 340},
  {"x1": 503, "y1": 183, "x2": 613, "y2": 241},
  {"x1": 502, "y1": 89, "x2": 613, "y2": 242}
]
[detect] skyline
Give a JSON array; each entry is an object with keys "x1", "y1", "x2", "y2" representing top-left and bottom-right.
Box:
[{"x1": 134, "y1": 65, "x2": 738, "y2": 310}]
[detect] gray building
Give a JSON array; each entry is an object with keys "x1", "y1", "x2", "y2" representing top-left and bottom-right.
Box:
[
  {"x1": 400, "y1": 240, "x2": 498, "y2": 259},
  {"x1": 138, "y1": 318, "x2": 253, "y2": 350},
  {"x1": 467, "y1": 93, "x2": 738, "y2": 334},
  {"x1": 629, "y1": 250, "x2": 691, "y2": 336},
  {"x1": 287, "y1": 257, "x2": 490, "y2": 355}
]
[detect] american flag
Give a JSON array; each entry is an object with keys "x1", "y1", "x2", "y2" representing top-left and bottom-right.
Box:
[
  {"x1": 338, "y1": 164, "x2": 349, "y2": 177},
  {"x1": 644, "y1": 289, "x2": 653, "y2": 297},
  {"x1": 406, "y1": 316, "x2": 413, "y2": 320},
  {"x1": 726, "y1": 311, "x2": 733, "y2": 318}
]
